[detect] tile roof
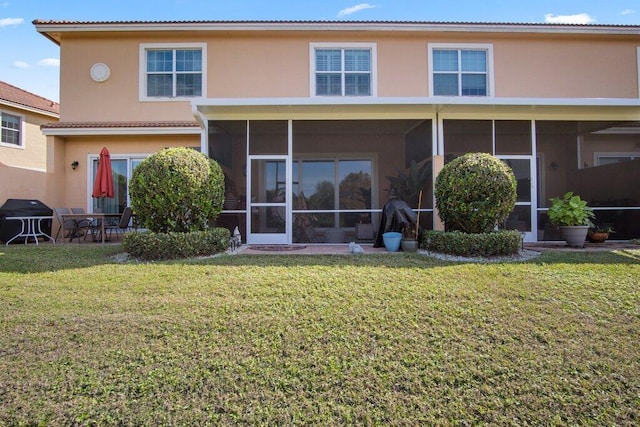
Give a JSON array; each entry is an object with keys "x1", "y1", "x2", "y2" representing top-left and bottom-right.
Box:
[
  {"x1": 41, "y1": 121, "x2": 200, "y2": 129},
  {"x1": 31, "y1": 19, "x2": 640, "y2": 29},
  {"x1": 0, "y1": 80, "x2": 59, "y2": 116}
]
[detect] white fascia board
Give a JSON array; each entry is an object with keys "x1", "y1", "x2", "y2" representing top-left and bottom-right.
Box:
[
  {"x1": 34, "y1": 21, "x2": 640, "y2": 36},
  {"x1": 42, "y1": 127, "x2": 202, "y2": 136},
  {"x1": 194, "y1": 96, "x2": 640, "y2": 110}
]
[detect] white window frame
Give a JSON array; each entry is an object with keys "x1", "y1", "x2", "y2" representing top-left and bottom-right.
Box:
[
  {"x1": 594, "y1": 152, "x2": 640, "y2": 166},
  {"x1": 0, "y1": 110, "x2": 25, "y2": 149},
  {"x1": 292, "y1": 153, "x2": 377, "y2": 229},
  {"x1": 428, "y1": 43, "x2": 494, "y2": 97},
  {"x1": 139, "y1": 42, "x2": 207, "y2": 102},
  {"x1": 309, "y1": 42, "x2": 378, "y2": 97},
  {"x1": 86, "y1": 153, "x2": 149, "y2": 211}
]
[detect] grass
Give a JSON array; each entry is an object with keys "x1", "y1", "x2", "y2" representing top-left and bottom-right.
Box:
[{"x1": 1, "y1": 245, "x2": 639, "y2": 425}]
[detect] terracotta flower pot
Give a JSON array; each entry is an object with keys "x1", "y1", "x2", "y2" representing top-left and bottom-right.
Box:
[{"x1": 588, "y1": 232, "x2": 609, "y2": 243}]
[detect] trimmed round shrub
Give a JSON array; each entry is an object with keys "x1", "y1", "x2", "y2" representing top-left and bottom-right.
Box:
[
  {"x1": 129, "y1": 147, "x2": 225, "y2": 233},
  {"x1": 435, "y1": 153, "x2": 516, "y2": 234}
]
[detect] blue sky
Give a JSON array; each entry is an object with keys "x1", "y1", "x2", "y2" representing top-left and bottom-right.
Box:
[{"x1": 2, "y1": 0, "x2": 640, "y2": 102}]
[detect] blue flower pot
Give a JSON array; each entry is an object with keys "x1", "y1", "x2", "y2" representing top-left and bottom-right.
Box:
[{"x1": 382, "y1": 232, "x2": 402, "y2": 252}]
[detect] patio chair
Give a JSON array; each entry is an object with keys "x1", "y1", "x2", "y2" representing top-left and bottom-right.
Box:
[
  {"x1": 70, "y1": 207, "x2": 92, "y2": 240},
  {"x1": 95, "y1": 207, "x2": 133, "y2": 241},
  {"x1": 53, "y1": 207, "x2": 77, "y2": 241}
]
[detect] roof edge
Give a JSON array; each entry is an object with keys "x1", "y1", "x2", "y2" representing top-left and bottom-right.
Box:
[{"x1": 33, "y1": 19, "x2": 640, "y2": 36}]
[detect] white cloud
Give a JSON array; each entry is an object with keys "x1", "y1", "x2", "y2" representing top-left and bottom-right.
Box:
[
  {"x1": 0, "y1": 17, "x2": 23, "y2": 27},
  {"x1": 338, "y1": 3, "x2": 377, "y2": 18},
  {"x1": 622, "y1": 9, "x2": 636, "y2": 16},
  {"x1": 1, "y1": 2, "x2": 10, "y2": 8},
  {"x1": 12, "y1": 61, "x2": 29, "y2": 69},
  {"x1": 37, "y1": 58, "x2": 60, "y2": 67},
  {"x1": 544, "y1": 13, "x2": 595, "y2": 24}
]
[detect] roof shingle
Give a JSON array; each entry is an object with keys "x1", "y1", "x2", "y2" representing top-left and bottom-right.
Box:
[{"x1": 0, "y1": 80, "x2": 59, "y2": 116}]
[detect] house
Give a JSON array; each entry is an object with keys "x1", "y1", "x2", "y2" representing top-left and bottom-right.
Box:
[
  {"x1": 34, "y1": 20, "x2": 640, "y2": 244},
  {"x1": 0, "y1": 80, "x2": 59, "y2": 203}
]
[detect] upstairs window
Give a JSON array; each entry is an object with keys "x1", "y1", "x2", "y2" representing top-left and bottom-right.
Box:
[
  {"x1": 311, "y1": 43, "x2": 377, "y2": 97},
  {"x1": 429, "y1": 44, "x2": 493, "y2": 97},
  {"x1": 1, "y1": 112, "x2": 21, "y2": 146},
  {"x1": 140, "y1": 43, "x2": 206, "y2": 100}
]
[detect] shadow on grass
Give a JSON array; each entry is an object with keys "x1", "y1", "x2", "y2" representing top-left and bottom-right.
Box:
[
  {"x1": 1, "y1": 244, "x2": 638, "y2": 274},
  {"x1": 0, "y1": 244, "x2": 124, "y2": 274}
]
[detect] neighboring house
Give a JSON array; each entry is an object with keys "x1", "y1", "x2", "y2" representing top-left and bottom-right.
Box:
[
  {"x1": 34, "y1": 20, "x2": 640, "y2": 244},
  {"x1": 0, "y1": 81, "x2": 59, "y2": 203}
]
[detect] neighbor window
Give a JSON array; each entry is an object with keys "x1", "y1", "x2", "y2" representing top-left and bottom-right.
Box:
[
  {"x1": 1, "y1": 112, "x2": 21, "y2": 146},
  {"x1": 429, "y1": 43, "x2": 493, "y2": 96},
  {"x1": 311, "y1": 43, "x2": 377, "y2": 97},
  {"x1": 140, "y1": 43, "x2": 206, "y2": 100},
  {"x1": 595, "y1": 154, "x2": 640, "y2": 166}
]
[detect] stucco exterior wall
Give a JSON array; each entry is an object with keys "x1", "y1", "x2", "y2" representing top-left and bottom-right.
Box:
[
  {"x1": 53, "y1": 134, "x2": 200, "y2": 210},
  {"x1": 0, "y1": 105, "x2": 51, "y2": 170},
  {"x1": 57, "y1": 30, "x2": 640, "y2": 123}
]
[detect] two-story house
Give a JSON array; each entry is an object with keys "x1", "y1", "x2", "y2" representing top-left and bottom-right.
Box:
[
  {"x1": 0, "y1": 80, "x2": 59, "y2": 203},
  {"x1": 34, "y1": 20, "x2": 640, "y2": 244}
]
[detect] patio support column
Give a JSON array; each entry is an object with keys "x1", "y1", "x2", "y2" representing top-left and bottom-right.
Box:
[{"x1": 432, "y1": 155, "x2": 445, "y2": 231}]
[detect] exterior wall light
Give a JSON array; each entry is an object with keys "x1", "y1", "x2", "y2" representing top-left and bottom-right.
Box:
[{"x1": 71, "y1": 160, "x2": 79, "y2": 170}]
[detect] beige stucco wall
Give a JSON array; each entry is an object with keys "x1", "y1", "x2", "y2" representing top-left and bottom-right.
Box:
[
  {"x1": 0, "y1": 105, "x2": 57, "y2": 205},
  {"x1": 57, "y1": 30, "x2": 640, "y2": 123},
  {"x1": 0, "y1": 105, "x2": 52, "y2": 170},
  {"x1": 0, "y1": 163, "x2": 53, "y2": 205},
  {"x1": 51, "y1": 134, "x2": 200, "y2": 211}
]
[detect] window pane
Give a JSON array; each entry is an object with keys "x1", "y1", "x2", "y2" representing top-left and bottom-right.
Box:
[
  {"x1": 147, "y1": 50, "x2": 173, "y2": 72},
  {"x1": 2, "y1": 114, "x2": 20, "y2": 130},
  {"x1": 433, "y1": 50, "x2": 458, "y2": 72},
  {"x1": 316, "y1": 74, "x2": 342, "y2": 96},
  {"x1": 461, "y1": 50, "x2": 486, "y2": 72},
  {"x1": 2, "y1": 128, "x2": 19, "y2": 145},
  {"x1": 147, "y1": 74, "x2": 173, "y2": 97},
  {"x1": 461, "y1": 74, "x2": 487, "y2": 96},
  {"x1": 176, "y1": 74, "x2": 202, "y2": 96},
  {"x1": 433, "y1": 74, "x2": 458, "y2": 96},
  {"x1": 302, "y1": 161, "x2": 335, "y2": 210},
  {"x1": 176, "y1": 49, "x2": 202, "y2": 72},
  {"x1": 1, "y1": 113, "x2": 20, "y2": 145},
  {"x1": 504, "y1": 159, "x2": 531, "y2": 202},
  {"x1": 316, "y1": 49, "x2": 341, "y2": 72},
  {"x1": 339, "y1": 160, "x2": 371, "y2": 210},
  {"x1": 92, "y1": 159, "x2": 128, "y2": 214},
  {"x1": 345, "y1": 74, "x2": 371, "y2": 96},
  {"x1": 345, "y1": 50, "x2": 370, "y2": 72}
]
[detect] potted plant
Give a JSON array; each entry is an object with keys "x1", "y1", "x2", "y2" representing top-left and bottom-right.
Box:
[
  {"x1": 401, "y1": 190, "x2": 422, "y2": 253},
  {"x1": 588, "y1": 225, "x2": 614, "y2": 243},
  {"x1": 401, "y1": 223, "x2": 419, "y2": 252},
  {"x1": 548, "y1": 192, "x2": 594, "y2": 247}
]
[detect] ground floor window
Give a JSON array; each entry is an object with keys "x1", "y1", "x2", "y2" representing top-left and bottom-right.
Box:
[
  {"x1": 90, "y1": 156, "x2": 145, "y2": 214},
  {"x1": 293, "y1": 158, "x2": 372, "y2": 228}
]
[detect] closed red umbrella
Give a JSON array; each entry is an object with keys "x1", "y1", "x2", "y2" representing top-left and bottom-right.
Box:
[{"x1": 92, "y1": 147, "x2": 114, "y2": 199}]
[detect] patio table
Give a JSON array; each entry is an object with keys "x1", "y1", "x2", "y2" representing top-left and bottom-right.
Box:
[
  {"x1": 60, "y1": 213, "x2": 105, "y2": 244},
  {"x1": 4, "y1": 216, "x2": 55, "y2": 245}
]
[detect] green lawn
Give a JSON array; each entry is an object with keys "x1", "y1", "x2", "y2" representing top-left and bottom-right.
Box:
[{"x1": 1, "y1": 245, "x2": 639, "y2": 425}]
